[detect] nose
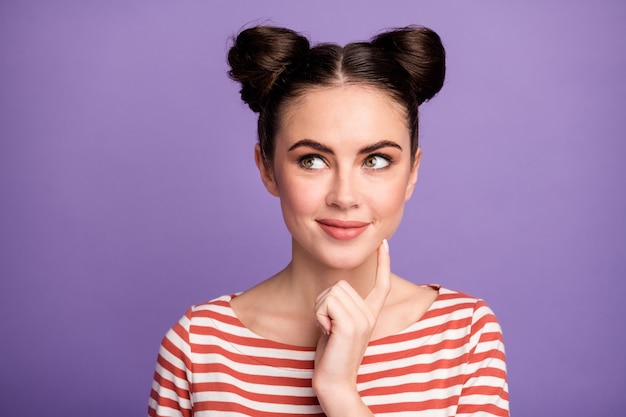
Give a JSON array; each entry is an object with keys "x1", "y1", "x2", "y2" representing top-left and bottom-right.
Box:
[{"x1": 326, "y1": 170, "x2": 360, "y2": 209}]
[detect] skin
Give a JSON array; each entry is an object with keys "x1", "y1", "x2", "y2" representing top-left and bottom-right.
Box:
[{"x1": 230, "y1": 84, "x2": 438, "y2": 416}]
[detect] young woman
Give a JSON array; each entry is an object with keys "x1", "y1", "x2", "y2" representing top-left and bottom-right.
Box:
[{"x1": 149, "y1": 25, "x2": 509, "y2": 417}]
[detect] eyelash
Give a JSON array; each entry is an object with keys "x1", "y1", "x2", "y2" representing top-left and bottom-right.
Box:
[
  {"x1": 297, "y1": 153, "x2": 394, "y2": 170},
  {"x1": 298, "y1": 154, "x2": 327, "y2": 170},
  {"x1": 364, "y1": 153, "x2": 393, "y2": 170}
]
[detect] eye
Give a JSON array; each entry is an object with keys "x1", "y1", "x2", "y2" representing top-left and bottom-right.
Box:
[
  {"x1": 299, "y1": 155, "x2": 326, "y2": 170},
  {"x1": 363, "y1": 154, "x2": 391, "y2": 169}
]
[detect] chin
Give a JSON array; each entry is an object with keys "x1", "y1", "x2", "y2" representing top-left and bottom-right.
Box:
[
  {"x1": 290, "y1": 226, "x2": 390, "y2": 271},
  {"x1": 312, "y1": 243, "x2": 377, "y2": 272}
]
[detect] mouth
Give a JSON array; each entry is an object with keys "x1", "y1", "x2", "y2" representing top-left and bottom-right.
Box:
[{"x1": 316, "y1": 219, "x2": 370, "y2": 241}]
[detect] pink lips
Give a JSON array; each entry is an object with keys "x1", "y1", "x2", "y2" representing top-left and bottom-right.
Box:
[{"x1": 316, "y1": 219, "x2": 370, "y2": 241}]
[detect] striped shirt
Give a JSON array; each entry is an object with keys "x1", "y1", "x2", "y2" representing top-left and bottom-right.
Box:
[{"x1": 148, "y1": 287, "x2": 509, "y2": 416}]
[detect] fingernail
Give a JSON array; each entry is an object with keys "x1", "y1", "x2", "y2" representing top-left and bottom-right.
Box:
[{"x1": 382, "y1": 239, "x2": 389, "y2": 253}]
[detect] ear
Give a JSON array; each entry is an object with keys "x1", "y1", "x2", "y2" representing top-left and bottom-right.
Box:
[
  {"x1": 254, "y1": 144, "x2": 280, "y2": 197},
  {"x1": 404, "y1": 147, "x2": 422, "y2": 202}
]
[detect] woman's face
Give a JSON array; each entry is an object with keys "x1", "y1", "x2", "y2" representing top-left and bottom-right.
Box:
[{"x1": 257, "y1": 84, "x2": 420, "y2": 270}]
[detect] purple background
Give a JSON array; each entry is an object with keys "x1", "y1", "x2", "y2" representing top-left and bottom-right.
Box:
[{"x1": 1, "y1": 1, "x2": 624, "y2": 415}]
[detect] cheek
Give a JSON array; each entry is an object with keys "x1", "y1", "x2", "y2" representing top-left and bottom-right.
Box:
[
  {"x1": 372, "y1": 178, "x2": 410, "y2": 211},
  {"x1": 368, "y1": 178, "x2": 410, "y2": 236},
  {"x1": 276, "y1": 175, "x2": 325, "y2": 219}
]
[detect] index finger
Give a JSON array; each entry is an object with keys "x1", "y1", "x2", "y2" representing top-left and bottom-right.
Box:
[{"x1": 365, "y1": 239, "x2": 392, "y2": 314}]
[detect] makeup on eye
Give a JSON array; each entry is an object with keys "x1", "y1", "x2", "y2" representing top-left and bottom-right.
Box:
[
  {"x1": 363, "y1": 154, "x2": 392, "y2": 169},
  {"x1": 297, "y1": 152, "x2": 393, "y2": 170},
  {"x1": 299, "y1": 154, "x2": 327, "y2": 170},
  {"x1": 291, "y1": 139, "x2": 400, "y2": 171}
]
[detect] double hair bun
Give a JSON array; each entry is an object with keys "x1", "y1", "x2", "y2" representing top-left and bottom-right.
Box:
[{"x1": 228, "y1": 25, "x2": 445, "y2": 112}]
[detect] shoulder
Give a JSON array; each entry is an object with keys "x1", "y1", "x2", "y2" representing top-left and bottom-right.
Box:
[
  {"x1": 188, "y1": 294, "x2": 236, "y2": 316},
  {"x1": 423, "y1": 286, "x2": 503, "y2": 337},
  {"x1": 431, "y1": 286, "x2": 497, "y2": 315},
  {"x1": 177, "y1": 294, "x2": 241, "y2": 330},
  {"x1": 161, "y1": 294, "x2": 240, "y2": 342}
]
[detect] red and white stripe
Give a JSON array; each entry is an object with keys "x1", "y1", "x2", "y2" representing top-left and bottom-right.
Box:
[{"x1": 148, "y1": 287, "x2": 509, "y2": 416}]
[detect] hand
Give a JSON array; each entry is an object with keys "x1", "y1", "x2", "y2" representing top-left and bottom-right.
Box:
[{"x1": 312, "y1": 239, "x2": 391, "y2": 414}]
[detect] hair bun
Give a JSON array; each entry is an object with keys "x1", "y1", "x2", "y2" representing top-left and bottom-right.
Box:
[
  {"x1": 372, "y1": 26, "x2": 446, "y2": 105},
  {"x1": 228, "y1": 26, "x2": 310, "y2": 113}
]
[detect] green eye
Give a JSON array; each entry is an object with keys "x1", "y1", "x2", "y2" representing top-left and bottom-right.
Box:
[
  {"x1": 299, "y1": 155, "x2": 325, "y2": 169},
  {"x1": 364, "y1": 155, "x2": 390, "y2": 169}
]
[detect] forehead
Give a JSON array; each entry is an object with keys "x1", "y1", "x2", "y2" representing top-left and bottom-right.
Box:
[{"x1": 277, "y1": 85, "x2": 410, "y2": 144}]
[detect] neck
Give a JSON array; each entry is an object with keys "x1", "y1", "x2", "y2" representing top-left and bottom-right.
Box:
[{"x1": 278, "y1": 238, "x2": 379, "y2": 302}]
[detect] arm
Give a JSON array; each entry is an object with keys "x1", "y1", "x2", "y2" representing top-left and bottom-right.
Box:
[
  {"x1": 148, "y1": 310, "x2": 194, "y2": 417},
  {"x1": 456, "y1": 301, "x2": 509, "y2": 417}
]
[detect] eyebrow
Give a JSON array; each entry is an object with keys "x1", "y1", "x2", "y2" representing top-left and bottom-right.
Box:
[{"x1": 288, "y1": 139, "x2": 402, "y2": 155}]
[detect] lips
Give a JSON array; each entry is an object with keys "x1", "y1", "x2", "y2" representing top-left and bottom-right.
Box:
[{"x1": 316, "y1": 219, "x2": 370, "y2": 241}]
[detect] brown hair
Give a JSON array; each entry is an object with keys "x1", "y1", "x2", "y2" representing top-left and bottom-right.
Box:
[{"x1": 227, "y1": 25, "x2": 446, "y2": 164}]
